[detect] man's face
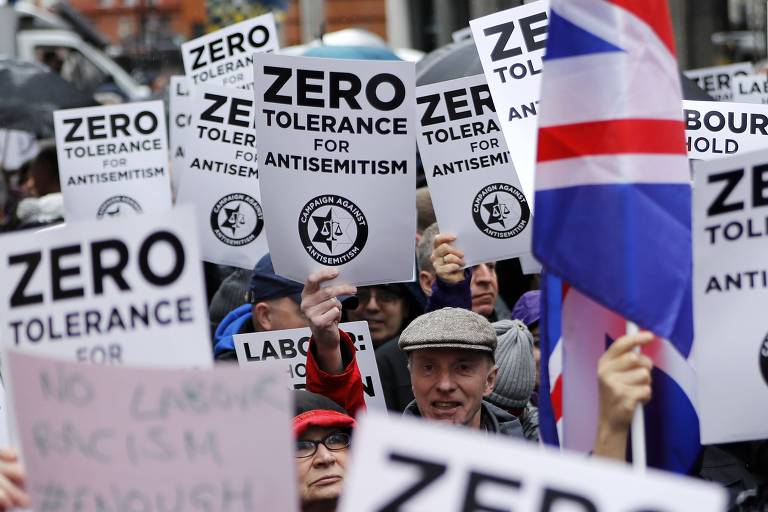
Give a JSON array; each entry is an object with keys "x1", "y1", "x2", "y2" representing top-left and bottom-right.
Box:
[
  {"x1": 252, "y1": 297, "x2": 307, "y2": 332},
  {"x1": 296, "y1": 426, "x2": 348, "y2": 505},
  {"x1": 346, "y1": 287, "x2": 407, "y2": 346},
  {"x1": 470, "y1": 263, "x2": 498, "y2": 318},
  {"x1": 409, "y1": 348, "x2": 497, "y2": 428}
]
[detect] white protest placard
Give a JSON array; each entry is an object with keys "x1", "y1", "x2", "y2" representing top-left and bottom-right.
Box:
[
  {"x1": 693, "y1": 148, "x2": 768, "y2": 443},
  {"x1": 684, "y1": 100, "x2": 768, "y2": 159},
  {"x1": 683, "y1": 62, "x2": 753, "y2": 101},
  {"x1": 253, "y1": 53, "x2": 416, "y2": 286},
  {"x1": 168, "y1": 75, "x2": 194, "y2": 196},
  {"x1": 470, "y1": 0, "x2": 549, "y2": 206},
  {"x1": 0, "y1": 206, "x2": 212, "y2": 367},
  {"x1": 182, "y1": 13, "x2": 278, "y2": 90},
  {"x1": 5, "y1": 350, "x2": 297, "y2": 512},
  {"x1": 53, "y1": 101, "x2": 172, "y2": 222},
  {"x1": 0, "y1": 129, "x2": 38, "y2": 170},
  {"x1": 175, "y1": 84, "x2": 268, "y2": 269},
  {"x1": 417, "y1": 74, "x2": 531, "y2": 266},
  {"x1": 733, "y1": 74, "x2": 768, "y2": 104},
  {"x1": 235, "y1": 321, "x2": 386, "y2": 411},
  {"x1": 339, "y1": 413, "x2": 727, "y2": 512}
]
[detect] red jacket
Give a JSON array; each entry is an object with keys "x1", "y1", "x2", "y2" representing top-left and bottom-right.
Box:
[{"x1": 305, "y1": 329, "x2": 366, "y2": 418}]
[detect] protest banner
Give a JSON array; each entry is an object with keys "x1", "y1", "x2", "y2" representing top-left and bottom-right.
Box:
[
  {"x1": 470, "y1": 0, "x2": 549, "y2": 207},
  {"x1": 5, "y1": 350, "x2": 297, "y2": 512},
  {"x1": 181, "y1": 13, "x2": 278, "y2": 90},
  {"x1": 234, "y1": 321, "x2": 386, "y2": 411},
  {"x1": 53, "y1": 101, "x2": 172, "y2": 222},
  {"x1": 733, "y1": 74, "x2": 768, "y2": 104},
  {"x1": 252, "y1": 53, "x2": 416, "y2": 286},
  {"x1": 0, "y1": 206, "x2": 212, "y2": 367},
  {"x1": 339, "y1": 412, "x2": 727, "y2": 512},
  {"x1": 684, "y1": 100, "x2": 768, "y2": 159},
  {"x1": 169, "y1": 76, "x2": 194, "y2": 196},
  {"x1": 683, "y1": 62, "x2": 753, "y2": 101},
  {"x1": 693, "y1": 148, "x2": 768, "y2": 443},
  {"x1": 0, "y1": 129, "x2": 38, "y2": 170},
  {"x1": 416, "y1": 74, "x2": 531, "y2": 265},
  {"x1": 175, "y1": 84, "x2": 268, "y2": 269}
]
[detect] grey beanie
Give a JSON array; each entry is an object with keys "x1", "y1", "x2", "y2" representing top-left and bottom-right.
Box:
[
  {"x1": 398, "y1": 307, "x2": 496, "y2": 354},
  {"x1": 487, "y1": 319, "x2": 536, "y2": 409}
]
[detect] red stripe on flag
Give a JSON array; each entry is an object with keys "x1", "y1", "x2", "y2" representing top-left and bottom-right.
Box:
[
  {"x1": 604, "y1": 0, "x2": 677, "y2": 56},
  {"x1": 551, "y1": 375, "x2": 563, "y2": 421},
  {"x1": 537, "y1": 119, "x2": 686, "y2": 163}
]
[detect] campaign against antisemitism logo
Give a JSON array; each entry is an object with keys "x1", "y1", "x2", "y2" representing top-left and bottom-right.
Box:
[
  {"x1": 210, "y1": 193, "x2": 264, "y2": 247},
  {"x1": 96, "y1": 195, "x2": 143, "y2": 219},
  {"x1": 472, "y1": 182, "x2": 530, "y2": 239},
  {"x1": 298, "y1": 195, "x2": 368, "y2": 266}
]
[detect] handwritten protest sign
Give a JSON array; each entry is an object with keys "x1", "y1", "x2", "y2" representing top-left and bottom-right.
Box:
[
  {"x1": 175, "y1": 84, "x2": 268, "y2": 269},
  {"x1": 53, "y1": 101, "x2": 172, "y2": 222},
  {"x1": 182, "y1": 13, "x2": 278, "y2": 90},
  {"x1": 416, "y1": 74, "x2": 531, "y2": 265},
  {"x1": 684, "y1": 100, "x2": 768, "y2": 159},
  {"x1": 339, "y1": 413, "x2": 727, "y2": 512},
  {"x1": 693, "y1": 148, "x2": 768, "y2": 443},
  {"x1": 235, "y1": 321, "x2": 386, "y2": 411},
  {"x1": 253, "y1": 53, "x2": 416, "y2": 286},
  {"x1": 6, "y1": 350, "x2": 297, "y2": 511},
  {"x1": 169, "y1": 76, "x2": 194, "y2": 196},
  {"x1": 0, "y1": 206, "x2": 212, "y2": 367},
  {"x1": 470, "y1": 0, "x2": 549, "y2": 207},
  {"x1": 684, "y1": 62, "x2": 753, "y2": 101},
  {"x1": 733, "y1": 74, "x2": 768, "y2": 104}
]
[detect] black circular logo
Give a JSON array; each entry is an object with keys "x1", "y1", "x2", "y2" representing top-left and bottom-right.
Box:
[
  {"x1": 210, "y1": 193, "x2": 263, "y2": 247},
  {"x1": 760, "y1": 334, "x2": 768, "y2": 386},
  {"x1": 472, "y1": 183, "x2": 530, "y2": 239},
  {"x1": 298, "y1": 195, "x2": 368, "y2": 265},
  {"x1": 97, "y1": 195, "x2": 142, "y2": 219}
]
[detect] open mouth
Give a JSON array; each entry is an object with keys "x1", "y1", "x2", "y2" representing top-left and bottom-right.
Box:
[{"x1": 431, "y1": 401, "x2": 462, "y2": 414}]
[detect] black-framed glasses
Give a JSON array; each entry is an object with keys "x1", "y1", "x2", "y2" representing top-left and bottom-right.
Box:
[
  {"x1": 296, "y1": 431, "x2": 351, "y2": 459},
  {"x1": 356, "y1": 288, "x2": 401, "y2": 306}
]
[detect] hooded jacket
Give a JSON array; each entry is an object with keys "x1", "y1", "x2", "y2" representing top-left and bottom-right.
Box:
[{"x1": 212, "y1": 303, "x2": 254, "y2": 361}]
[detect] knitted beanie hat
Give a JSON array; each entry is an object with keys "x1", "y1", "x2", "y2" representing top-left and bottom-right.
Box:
[{"x1": 487, "y1": 319, "x2": 536, "y2": 409}]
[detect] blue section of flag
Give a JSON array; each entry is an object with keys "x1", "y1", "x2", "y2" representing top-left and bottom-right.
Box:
[
  {"x1": 544, "y1": 9, "x2": 624, "y2": 61},
  {"x1": 538, "y1": 272, "x2": 562, "y2": 447}
]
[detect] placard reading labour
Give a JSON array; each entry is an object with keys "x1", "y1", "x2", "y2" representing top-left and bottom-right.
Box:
[
  {"x1": 169, "y1": 75, "x2": 194, "y2": 195},
  {"x1": 0, "y1": 206, "x2": 212, "y2": 367},
  {"x1": 733, "y1": 74, "x2": 768, "y2": 104},
  {"x1": 6, "y1": 350, "x2": 297, "y2": 512},
  {"x1": 182, "y1": 13, "x2": 278, "y2": 90},
  {"x1": 684, "y1": 100, "x2": 768, "y2": 159},
  {"x1": 339, "y1": 413, "x2": 727, "y2": 512},
  {"x1": 683, "y1": 62, "x2": 753, "y2": 101},
  {"x1": 53, "y1": 101, "x2": 172, "y2": 222},
  {"x1": 417, "y1": 74, "x2": 531, "y2": 265},
  {"x1": 693, "y1": 148, "x2": 768, "y2": 443},
  {"x1": 253, "y1": 53, "x2": 416, "y2": 285},
  {"x1": 470, "y1": 0, "x2": 549, "y2": 207},
  {"x1": 176, "y1": 84, "x2": 268, "y2": 269},
  {"x1": 235, "y1": 321, "x2": 386, "y2": 411}
]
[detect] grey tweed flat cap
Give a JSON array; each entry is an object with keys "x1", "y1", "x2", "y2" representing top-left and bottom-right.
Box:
[{"x1": 398, "y1": 307, "x2": 497, "y2": 354}]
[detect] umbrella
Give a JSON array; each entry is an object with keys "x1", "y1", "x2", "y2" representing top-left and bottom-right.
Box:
[{"x1": 0, "y1": 58, "x2": 97, "y2": 138}]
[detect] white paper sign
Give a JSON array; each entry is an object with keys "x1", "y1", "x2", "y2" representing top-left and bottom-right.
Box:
[
  {"x1": 175, "y1": 84, "x2": 268, "y2": 269},
  {"x1": 53, "y1": 101, "x2": 172, "y2": 222},
  {"x1": 733, "y1": 74, "x2": 768, "y2": 104},
  {"x1": 181, "y1": 13, "x2": 278, "y2": 90},
  {"x1": 0, "y1": 129, "x2": 38, "y2": 171},
  {"x1": 0, "y1": 206, "x2": 212, "y2": 367},
  {"x1": 684, "y1": 62, "x2": 753, "y2": 101},
  {"x1": 417, "y1": 74, "x2": 531, "y2": 266},
  {"x1": 6, "y1": 350, "x2": 297, "y2": 512},
  {"x1": 253, "y1": 53, "x2": 417, "y2": 286},
  {"x1": 169, "y1": 76, "x2": 194, "y2": 196},
  {"x1": 693, "y1": 148, "x2": 768, "y2": 443},
  {"x1": 234, "y1": 321, "x2": 386, "y2": 411},
  {"x1": 339, "y1": 413, "x2": 727, "y2": 512},
  {"x1": 684, "y1": 100, "x2": 768, "y2": 159},
  {"x1": 470, "y1": 0, "x2": 549, "y2": 207}
]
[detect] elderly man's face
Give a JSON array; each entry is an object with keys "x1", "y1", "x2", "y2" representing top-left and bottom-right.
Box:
[
  {"x1": 409, "y1": 348, "x2": 497, "y2": 428},
  {"x1": 296, "y1": 426, "x2": 348, "y2": 506},
  {"x1": 346, "y1": 287, "x2": 407, "y2": 347}
]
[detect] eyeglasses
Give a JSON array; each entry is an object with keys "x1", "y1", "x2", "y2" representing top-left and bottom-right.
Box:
[
  {"x1": 356, "y1": 288, "x2": 401, "y2": 306},
  {"x1": 296, "y1": 431, "x2": 351, "y2": 459}
]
